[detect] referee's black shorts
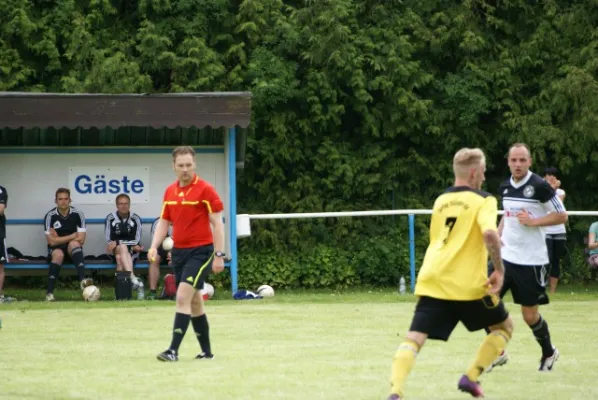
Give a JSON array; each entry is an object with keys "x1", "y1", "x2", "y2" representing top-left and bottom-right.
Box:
[
  {"x1": 171, "y1": 244, "x2": 214, "y2": 290},
  {"x1": 488, "y1": 259, "x2": 549, "y2": 306},
  {"x1": 410, "y1": 295, "x2": 509, "y2": 341}
]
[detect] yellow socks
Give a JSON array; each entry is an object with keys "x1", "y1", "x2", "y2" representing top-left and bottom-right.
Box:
[
  {"x1": 466, "y1": 329, "x2": 511, "y2": 382},
  {"x1": 390, "y1": 339, "x2": 420, "y2": 397}
]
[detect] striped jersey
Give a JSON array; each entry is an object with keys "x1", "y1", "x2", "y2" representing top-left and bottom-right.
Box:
[
  {"x1": 499, "y1": 171, "x2": 566, "y2": 266},
  {"x1": 104, "y1": 211, "x2": 142, "y2": 246},
  {"x1": 44, "y1": 207, "x2": 86, "y2": 247}
]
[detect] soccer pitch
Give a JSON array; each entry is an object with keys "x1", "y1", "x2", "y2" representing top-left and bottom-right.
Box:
[{"x1": 1, "y1": 289, "x2": 597, "y2": 400}]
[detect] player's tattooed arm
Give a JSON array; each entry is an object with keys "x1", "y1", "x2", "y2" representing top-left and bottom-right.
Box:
[{"x1": 483, "y1": 230, "x2": 504, "y2": 274}]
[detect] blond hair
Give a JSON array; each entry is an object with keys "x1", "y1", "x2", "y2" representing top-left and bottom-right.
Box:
[{"x1": 453, "y1": 148, "x2": 486, "y2": 178}]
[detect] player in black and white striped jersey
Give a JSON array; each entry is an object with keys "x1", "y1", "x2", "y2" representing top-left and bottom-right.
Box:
[
  {"x1": 487, "y1": 143, "x2": 567, "y2": 373},
  {"x1": 44, "y1": 187, "x2": 93, "y2": 301},
  {"x1": 0, "y1": 184, "x2": 15, "y2": 303},
  {"x1": 147, "y1": 217, "x2": 173, "y2": 299},
  {"x1": 104, "y1": 194, "x2": 144, "y2": 295}
]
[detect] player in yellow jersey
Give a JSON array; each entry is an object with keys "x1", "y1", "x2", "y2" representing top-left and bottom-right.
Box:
[{"x1": 386, "y1": 148, "x2": 514, "y2": 399}]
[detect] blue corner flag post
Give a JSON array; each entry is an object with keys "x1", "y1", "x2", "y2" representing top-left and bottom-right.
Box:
[
  {"x1": 228, "y1": 127, "x2": 238, "y2": 294},
  {"x1": 408, "y1": 214, "x2": 416, "y2": 292}
]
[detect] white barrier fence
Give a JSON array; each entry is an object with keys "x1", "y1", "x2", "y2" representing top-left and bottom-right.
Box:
[{"x1": 240, "y1": 209, "x2": 598, "y2": 292}]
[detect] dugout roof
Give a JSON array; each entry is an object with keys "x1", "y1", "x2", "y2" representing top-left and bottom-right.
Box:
[
  {"x1": 0, "y1": 92, "x2": 252, "y2": 129},
  {"x1": 0, "y1": 91, "x2": 252, "y2": 165}
]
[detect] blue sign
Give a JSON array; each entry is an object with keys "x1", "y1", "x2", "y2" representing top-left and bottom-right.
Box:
[{"x1": 74, "y1": 174, "x2": 145, "y2": 195}]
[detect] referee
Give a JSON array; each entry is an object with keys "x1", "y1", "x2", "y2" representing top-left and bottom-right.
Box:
[{"x1": 149, "y1": 146, "x2": 226, "y2": 362}]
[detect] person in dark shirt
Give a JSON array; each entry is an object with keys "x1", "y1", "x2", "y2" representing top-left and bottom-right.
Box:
[
  {"x1": 0, "y1": 184, "x2": 14, "y2": 303},
  {"x1": 104, "y1": 193, "x2": 144, "y2": 292},
  {"x1": 44, "y1": 188, "x2": 93, "y2": 301}
]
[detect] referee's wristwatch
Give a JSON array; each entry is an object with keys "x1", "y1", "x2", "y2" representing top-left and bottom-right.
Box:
[{"x1": 214, "y1": 251, "x2": 226, "y2": 258}]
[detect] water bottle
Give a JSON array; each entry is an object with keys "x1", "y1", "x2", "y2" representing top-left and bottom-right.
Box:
[
  {"x1": 137, "y1": 282, "x2": 145, "y2": 300},
  {"x1": 399, "y1": 276, "x2": 406, "y2": 294}
]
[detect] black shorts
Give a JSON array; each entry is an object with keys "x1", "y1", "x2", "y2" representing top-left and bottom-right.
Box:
[
  {"x1": 0, "y1": 238, "x2": 8, "y2": 264},
  {"x1": 110, "y1": 245, "x2": 140, "y2": 264},
  {"x1": 47, "y1": 244, "x2": 73, "y2": 263},
  {"x1": 171, "y1": 244, "x2": 214, "y2": 290},
  {"x1": 410, "y1": 295, "x2": 509, "y2": 341},
  {"x1": 490, "y1": 260, "x2": 549, "y2": 306}
]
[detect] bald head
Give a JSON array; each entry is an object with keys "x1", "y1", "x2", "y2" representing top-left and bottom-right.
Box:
[
  {"x1": 507, "y1": 143, "x2": 532, "y2": 181},
  {"x1": 508, "y1": 143, "x2": 531, "y2": 159}
]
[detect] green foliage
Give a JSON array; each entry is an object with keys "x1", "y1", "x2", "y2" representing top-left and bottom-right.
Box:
[{"x1": 2, "y1": 0, "x2": 598, "y2": 286}]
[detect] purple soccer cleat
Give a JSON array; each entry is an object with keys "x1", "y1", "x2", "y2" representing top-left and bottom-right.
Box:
[
  {"x1": 458, "y1": 375, "x2": 484, "y2": 398},
  {"x1": 386, "y1": 394, "x2": 401, "y2": 400}
]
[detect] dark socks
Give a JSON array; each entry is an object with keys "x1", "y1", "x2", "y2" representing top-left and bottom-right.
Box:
[
  {"x1": 71, "y1": 247, "x2": 85, "y2": 280},
  {"x1": 529, "y1": 315, "x2": 554, "y2": 358},
  {"x1": 169, "y1": 312, "x2": 191, "y2": 353},
  {"x1": 191, "y1": 314, "x2": 212, "y2": 355},
  {"x1": 47, "y1": 263, "x2": 61, "y2": 293}
]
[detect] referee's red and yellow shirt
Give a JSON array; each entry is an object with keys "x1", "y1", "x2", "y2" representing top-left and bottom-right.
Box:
[{"x1": 160, "y1": 175, "x2": 223, "y2": 248}]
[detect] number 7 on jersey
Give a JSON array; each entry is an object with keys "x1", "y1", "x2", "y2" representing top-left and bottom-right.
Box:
[{"x1": 442, "y1": 217, "x2": 458, "y2": 245}]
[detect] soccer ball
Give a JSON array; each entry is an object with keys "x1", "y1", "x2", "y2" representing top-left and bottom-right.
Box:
[
  {"x1": 257, "y1": 284, "x2": 275, "y2": 297},
  {"x1": 162, "y1": 237, "x2": 174, "y2": 251},
  {"x1": 202, "y1": 282, "x2": 214, "y2": 300},
  {"x1": 82, "y1": 285, "x2": 101, "y2": 301}
]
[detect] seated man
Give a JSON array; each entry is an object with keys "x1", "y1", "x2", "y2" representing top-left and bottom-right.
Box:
[
  {"x1": 147, "y1": 216, "x2": 172, "y2": 300},
  {"x1": 44, "y1": 187, "x2": 93, "y2": 301},
  {"x1": 0, "y1": 183, "x2": 15, "y2": 303},
  {"x1": 104, "y1": 194, "x2": 144, "y2": 292}
]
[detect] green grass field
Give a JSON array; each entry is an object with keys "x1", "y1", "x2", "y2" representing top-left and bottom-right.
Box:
[{"x1": 1, "y1": 285, "x2": 598, "y2": 400}]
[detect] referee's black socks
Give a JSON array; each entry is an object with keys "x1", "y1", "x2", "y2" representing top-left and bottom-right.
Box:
[
  {"x1": 529, "y1": 315, "x2": 554, "y2": 358},
  {"x1": 169, "y1": 312, "x2": 191, "y2": 353},
  {"x1": 47, "y1": 263, "x2": 61, "y2": 293},
  {"x1": 192, "y1": 314, "x2": 212, "y2": 355},
  {"x1": 70, "y1": 247, "x2": 86, "y2": 281}
]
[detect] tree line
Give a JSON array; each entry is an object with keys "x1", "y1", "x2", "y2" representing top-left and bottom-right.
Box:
[{"x1": 2, "y1": 0, "x2": 597, "y2": 287}]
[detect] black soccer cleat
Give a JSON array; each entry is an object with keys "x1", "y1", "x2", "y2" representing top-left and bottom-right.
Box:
[
  {"x1": 157, "y1": 349, "x2": 178, "y2": 362},
  {"x1": 195, "y1": 352, "x2": 214, "y2": 360}
]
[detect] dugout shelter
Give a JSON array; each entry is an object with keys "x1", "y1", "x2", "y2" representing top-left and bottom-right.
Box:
[{"x1": 0, "y1": 92, "x2": 252, "y2": 294}]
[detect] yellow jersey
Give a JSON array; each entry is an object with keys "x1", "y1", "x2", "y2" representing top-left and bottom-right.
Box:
[{"x1": 415, "y1": 186, "x2": 498, "y2": 301}]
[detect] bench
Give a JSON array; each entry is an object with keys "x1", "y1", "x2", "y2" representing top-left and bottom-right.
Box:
[{"x1": 4, "y1": 259, "x2": 230, "y2": 277}]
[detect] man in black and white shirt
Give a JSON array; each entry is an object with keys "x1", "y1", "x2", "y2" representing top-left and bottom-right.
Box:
[
  {"x1": 0, "y1": 184, "x2": 14, "y2": 303},
  {"x1": 488, "y1": 144, "x2": 567, "y2": 372},
  {"x1": 44, "y1": 188, "x2": 94, "y2": 301},
  {"x1": 147, "y1": 217, "x2": 173, "y2": 300},
  {"x1": 104, "y1": 194, "x2": 144, "y2": 292}
]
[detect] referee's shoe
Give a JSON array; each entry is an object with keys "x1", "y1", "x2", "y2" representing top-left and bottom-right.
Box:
[{"x1": 156, "y1": 349, "x2": 178, "y2": 362}]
